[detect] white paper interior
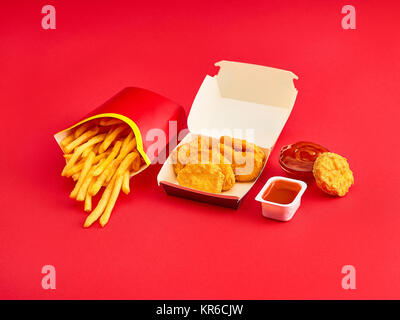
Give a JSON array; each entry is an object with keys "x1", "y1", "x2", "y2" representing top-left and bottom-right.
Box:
[
  {"x1": 187, "y1": 76, "x2": 292, "y2": 149},
  {"x1": 215, "y1": 60, "x2": 298, "y2": 109}
]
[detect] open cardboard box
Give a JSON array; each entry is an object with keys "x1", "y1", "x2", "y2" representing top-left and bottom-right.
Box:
[{"x1": 157, "y1": 61, "x2": 298, "y2": 208}]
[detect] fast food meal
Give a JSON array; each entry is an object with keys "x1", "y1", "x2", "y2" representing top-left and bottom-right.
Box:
[
  {"x1": 172, "y1": 135, "x2": 268, "y2": 193},
  {"x1": 313, "y1": 152, "x2": 354, "y2": 196},
  {"x1": 59, "y1": 118, "x2": 145, "y2": 227}
]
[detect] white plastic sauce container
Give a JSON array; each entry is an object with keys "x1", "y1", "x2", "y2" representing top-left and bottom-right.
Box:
[{"x1": 255, "y1": 176, "x2": 307, "y2": 221}]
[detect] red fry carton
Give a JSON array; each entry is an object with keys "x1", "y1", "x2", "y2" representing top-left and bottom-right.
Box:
[
  {"x1": 54, "y1": 87, "x2": 186, "y2": 176},
  {"x1": 157, "y1": 60, "x2": 299, "y2": 208}
]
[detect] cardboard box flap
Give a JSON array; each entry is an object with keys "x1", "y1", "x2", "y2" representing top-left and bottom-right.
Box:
[
  {"x1": 187, "y1": 61, "x2": 298, "y2": 149},
  {"x1": 215, "y1": 60, "x2": 298, "y2": 108}
]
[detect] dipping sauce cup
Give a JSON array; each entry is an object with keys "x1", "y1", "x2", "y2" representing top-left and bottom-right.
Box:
[{"x1": 255, "y1": 176, "x2": 307, "y2": 221}]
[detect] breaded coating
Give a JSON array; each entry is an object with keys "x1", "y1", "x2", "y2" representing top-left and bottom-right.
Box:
[
  {"x1": 177, "y1": 163, "x2": 225, "y2": 193},
  {"x1": 313, "y1": 152, "x2": 354, "y2": 196},
  {"x1": 173, "y1": 135, "x2": 267, "y2": 192},
  {"x1": 215, "y1": 154, "x2": 235, "y2": 191},
  {"x1": 220, "y1": 136, "x2": 266, "y2": 182},
  {"x1": 232, "y1": 150, "x2": 265, "y2": 182}
]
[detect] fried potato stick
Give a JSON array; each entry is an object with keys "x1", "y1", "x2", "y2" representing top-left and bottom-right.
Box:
[
  {"x1": 74, "y1": 122, "x2": 92, "y2": 139},
  {"x1": 64, "y1": 154, "x2": 72, "y2": 162},
  {"x1": 76, "y1": 164, "x2": 98, "y2": 201},
  {"x1": 88, "y1": 132, "x2": 132, "y2": 196},
  {"x1": 70, "y1": 151, "x2": 95, "y2": 199},
  {"x1": 60, "y1": 134, "x2": 74, "y2": 149},
  {"x1": 93, "y1": 140, "x2": 122, "y2": 176},
  {"x1": 99, "y1": 118, "x2": 123, "y2": 126},
  {"x1": 99, "y1": 125, "x2": 126, "y2": 153},
  {"x1": 131, "y1": 153, "x2": 141, "y2": 172},
  {"x1": 61, "y1": 133, "x2": 106, "y2": 176},
  {"x1": 84, "y1": 176, "x2": 116, "y2": 228},
  {"x1": 122, "y1": 170, "x2": 130, "y2": 195},
  {"x1": 89, "y1": 163, "x2": 113, "y2": 196},
  {"x1": 105, "y1": 134, "x2": 136, "y2": 182},
  {"x1": 84, "y1": 193, "x2": 92, "y2": 212},
  {"x1": 64, "y1": 126, "x2": 100, "y2": 153},
  {"x1": 101, "y1": 150, "x2": 137, "y2": 225},
  {"x1": 99, "y1": 175, "x2": 123, "y2": 227},
  {"x1": 82, "y1": 142, "x2": 101, "y2": 158},
  {"x1": 107, "y1": 152, "x2": 136, "y2": 193},
  {"x1": 65, "y1": 151, "x2": 108, "y2": 177},
  {"x1": 81, "y1": 144, "x2": 95, "y2": 158}
]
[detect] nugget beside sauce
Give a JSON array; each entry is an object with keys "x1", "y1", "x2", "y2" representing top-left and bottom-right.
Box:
[{"x1": 313, "y1": 152, "x2": 354, "y2": 196}]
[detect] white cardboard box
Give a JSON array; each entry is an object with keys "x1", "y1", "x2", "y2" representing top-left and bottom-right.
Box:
[{"x1": 157, "y1": 60, "x2": 298, "y2": 208}]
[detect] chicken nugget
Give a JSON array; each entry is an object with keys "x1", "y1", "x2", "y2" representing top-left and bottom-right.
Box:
[
  {"x1": 173, "y1": 139, "x2": 220, "y2": 173},
  {"x1": 218, "y1": 161, "x2": 235, "y2": 191},
  {"x1": 219, "y1": 136, "x2": 266, "y2": 182},
  {"x1": 189, "y1": 135, "x2": 218, "y2": 151},
  {"x1": 313, "y1": 152, "x2": 354, "y2": 196},
  {"x1": 177, "y1": 163, "x2": 225, "y2": 193},
  {"x1": 220, "y1": 136, "x2": 255, "y2": 153},
  {"x1": 233, "y1": 150, "x2": 265, "y2": 182}
]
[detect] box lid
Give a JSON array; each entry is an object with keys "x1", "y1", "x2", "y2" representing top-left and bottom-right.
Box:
[{"x1": 187, "y1": 60, "x2": 298, "y2": 149}]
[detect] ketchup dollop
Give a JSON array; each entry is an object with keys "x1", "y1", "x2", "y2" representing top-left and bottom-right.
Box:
[{"x1": 279, "y1": 141, "x2": 329, "y2": 179}]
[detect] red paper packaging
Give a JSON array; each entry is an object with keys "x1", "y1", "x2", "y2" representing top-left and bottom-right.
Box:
[{"x1": 54, "y1": 87, "x2": 186, "y2": 177}]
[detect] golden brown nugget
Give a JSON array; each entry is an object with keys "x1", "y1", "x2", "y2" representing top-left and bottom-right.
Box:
[
  {"x1": 173, "y1": 139, "x2": 223, "y2": 173},
  {"x1": 189, "y1": 135, "x2": 219, "y2": 151},
  {"x1": 232, "y1": 151, "x2": 264, "y2": 182},
  {"x1": 208, "y1": 149, "x2": 235, "y2": 191},
  {"x1": 219, "y1": 136, "x2": 266, "y2": 182},
  {"x1": 313, "y1": 152, "x2": 354, "y2": 196},
  {"x1": 177, "y1": 163, "x2": 225, "y2": 193},
  {"x1": 218, "y1": 162, "x2": 235, "y2": 191},
  {"x1": 220, "y1": 135, "x2": 255, "y2": 153},
  {"x1": 172, "y1": 142, "x2": 197, "y2": 174},
  {"x1": 173, "y1": 138, "x2": 236, "y2": 191}
]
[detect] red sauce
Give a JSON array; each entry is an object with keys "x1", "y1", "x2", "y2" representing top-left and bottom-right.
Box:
[
  {"x1": 279, "y1": 141, "x2": 328, "y2": 179},
  {"x1": 262, "y1": 179, "x2": 302, "y2": 205}
]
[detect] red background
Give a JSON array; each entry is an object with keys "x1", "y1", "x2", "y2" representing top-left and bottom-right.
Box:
[{"x1": 1, "y1": 0, "x2": 399, "y2": 299}]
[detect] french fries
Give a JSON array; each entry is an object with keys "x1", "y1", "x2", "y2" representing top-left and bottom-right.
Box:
[
  {"x1": 60, "y1": 118, "x2": 144, "y2": 228},
  {"x1": 122, "y1": 171, "x2": 130, "y2": 195}
]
